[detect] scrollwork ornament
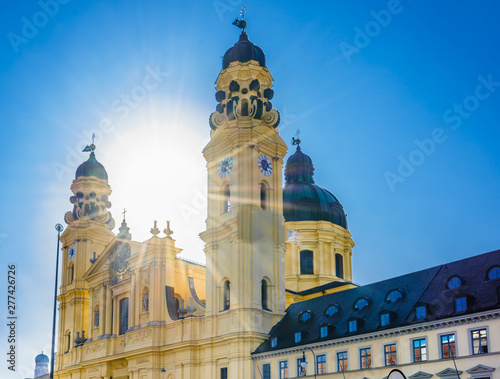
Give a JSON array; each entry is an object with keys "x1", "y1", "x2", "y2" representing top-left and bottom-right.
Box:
[{"x1": 210, "y1": 111, "x2": 228, "y2": 129}]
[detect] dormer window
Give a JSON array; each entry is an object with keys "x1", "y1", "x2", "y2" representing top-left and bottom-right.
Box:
[
  {"x1": 455, "y1": 296, "x2": 467, "y2": 312},
  {"x1": 298, "y1": 311, "x2": 312, "y2": 323},
  {"x1": 488, "y1": 266, "x2": 500, "y2": 280},
  {"x1": 294, "y1": 332, "x2": 302, "y2": 343},
  {"x1": 415, "y1": 305, "x2": 426, "y2": 320},
  {"x1": 447, "y1": 276, "x2": 462, "y2": 289},
  {"x1": 380, "y1": 312, "x2": 390, "y2": 327},
  {"x1": 325, "y1": 304, "x2": 339, "y2": 317},
  {"x1": 320, "y1": 325, "x2": 329, "y2": 338},
  {"x1": 386, "y1": 290, "x2": 403, "y2": 303},
  {"x1": 348, "y1": 319, "x2": 358, "y2": 333},
  {"x1": 354, "y1": 298, "x2": 369, "y2": 311},
  {"x1": 271, "y1": 337, "x2": 278, "y2": 348}
]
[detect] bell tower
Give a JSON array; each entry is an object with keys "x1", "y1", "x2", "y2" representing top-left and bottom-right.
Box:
[
  {"x1": 57, "y1": 141, "x2": 115, "y2": 363},
  {"x1": 200, "y1": 16, "x2": 287, "y2": 369}
]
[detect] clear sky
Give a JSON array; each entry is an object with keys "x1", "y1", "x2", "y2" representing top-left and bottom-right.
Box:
[{"x1": 1, "y1": 1, "x2": 499, "y2": 377}]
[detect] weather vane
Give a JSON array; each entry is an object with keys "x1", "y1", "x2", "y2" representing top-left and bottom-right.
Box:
[
  {"x1": 291, "y1": 129, "x2": 301, "y2": 146},
  {"x1": 232, "y1": 6, "x2": 247, "y2": 30},
  {"x1": 82, "y1": 133, "x2": 96, "y2": 153}
]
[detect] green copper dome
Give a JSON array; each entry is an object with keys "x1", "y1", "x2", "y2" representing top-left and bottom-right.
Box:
[
  {"x1": 75, "y1": 152, "x2": 108, "y2": 180},
  {"x1": 283, "y1": 146, "x2": 347, "y2": 228}
]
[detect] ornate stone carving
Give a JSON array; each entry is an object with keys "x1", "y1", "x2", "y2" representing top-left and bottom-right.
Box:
[
  {"x1": 136, "y1": 357, "x2": 149, "y2": 364},
  {"x1": 85, "y1": 341, "x2": 106, "y2": 354},
  {"x1": 127, "y1": 328, "x2": 152, "y2": 345}
]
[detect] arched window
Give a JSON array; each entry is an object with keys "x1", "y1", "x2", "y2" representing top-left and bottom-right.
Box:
[
  {"x1": 260, "y1": 183, "x2": 268, "y2": 210},
  {"x1": 68, "y1": 263, "x2": 74, "y2": 284},
  {"x1": 300, "y1": 250, "x2": 314, "y2": 275},
  {"x1": 65, "y1": 331, "x2": 71, "y2": 352},
  {"x1": 354, "y1": 297, "x2": 369, "y2": 311},
  {"x1": 325, "y1": 305, "x2": 339, "y2": 317},
  {"x1": 223, "y1": 184, "x2": 230, "y2": 214},
  {"x1": 241, "y1": 99, "x2": 249, "y2": 116},
  {"x1": 261, "y1": 279, "x2": 269, "y2": 310},
  {"x1": 94, "y1": 306, "x2": 99, "y2": 327},
  {"x1": 335, "y1": 254, "x2": 344, "y2": 279},
  {"x1": 386, "y1": 290, "x2": 403, "y2": 303},
  {"x1": 119, "y1": 297, "x2": 129, "y2": 335},
  {"x1": 447, "y1": 276, "x2": 461, "y2": 289},
  {"x1": 488, "y1": 266, "x2": 500, "y2": 280},
  {"x1": 223, "y1": 281, "x2": 230, "y2": 310},
  {"x1": 298, "y1": 311, "x2": 312, "y2": 323}
]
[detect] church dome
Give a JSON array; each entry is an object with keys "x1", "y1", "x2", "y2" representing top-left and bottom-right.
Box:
[
  {"x1": 283, "y1": 145, "x2": 348, "y2": 228},
  {"x1": 222, "y1": 31, "x2": 266, "y2": 69},
  {"x1": 35, "y1": 353, "x2": 49, "y2": 363},
  {"x1": 75, "y1": 152, "x2": 108, "y2": 180}
]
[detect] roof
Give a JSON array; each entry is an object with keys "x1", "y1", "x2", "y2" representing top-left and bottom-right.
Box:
[
  {"x1": 254, "y1": 249, "x2": 500, "y2": 354},
  {"x1": 222, "y1": 31, "x2": 266, "y2": 69},
  {"x1": 75, "y1": 152, "x2": 108, "y2": 180}
]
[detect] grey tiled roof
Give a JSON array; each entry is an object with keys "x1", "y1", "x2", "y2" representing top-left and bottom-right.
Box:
[{"x1": 254, "y1": 249, "x2": 500, "y2": 354}]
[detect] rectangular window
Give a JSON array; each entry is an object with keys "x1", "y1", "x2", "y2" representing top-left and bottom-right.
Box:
[
  {"x1": 348, "y1": 320, "x2": 357, "y2": 333},
  {"x1": 320, "y1": 326, "x2": 328, "y2": 338},
  {"x1": 415, "y1": 305, "x2": 426, "y2": 320},
  {"x1": 456, "y1": 296, "x2": 467, "y2": 312},
  {"x1": 297, "y1": 357, "x2": 306, "y2": 377},
  {"x1": 441, "y1": 334, "x2": 456, "y2": 358},
  {"x1": 317, "y1": 354, "x2": 327, "y2": 375},
  {"x1": 300, "y1": 250, "x2": 314, "y2": 275},
  {"x1": 294, "y1": 332, "x2": 302, "y2": 343},
  {"x1": 220, "y1": 367, "x2": 227, "y2": 379},
  {"x1": 279, "y1": 361, "x2": 288, "y2": 379},
  {"x1": 380, "y1": 313, "x2": 390, "y2": 326},
  {"x1": 271, "y1": 337, "x2": 278, "y2": 348},
  {"x1": 337, "y1": 351, "x2": 348, "y2": 372},
  {"x1": 384, "y1": 344, "x2": 397, "y2": 366},
  {"x1": 413, "y1": 338, "x2": 427, "y2": 362},
  {"x1": 263, "y1": 363, "x2": 271, "y2": 379},
  {"x1": 119, "y1": 297, "x2": 129, "y2": 335},
  {"x1": 360, "y1": 348, "x2": 372, "y2": 369},
  {"x1": 471, "y1": 328, "x2": 488, "y2": 354}
]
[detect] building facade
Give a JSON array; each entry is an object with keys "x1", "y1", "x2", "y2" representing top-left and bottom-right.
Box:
[{"x1": 54, "y1": 24, "x2": 499, "y2": 379}]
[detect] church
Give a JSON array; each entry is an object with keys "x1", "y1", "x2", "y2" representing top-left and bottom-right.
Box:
[{"x1": 54, "y1": 17, "x2": 500, "y2": 379}]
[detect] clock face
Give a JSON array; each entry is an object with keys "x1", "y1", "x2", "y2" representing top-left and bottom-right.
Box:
[
  {"x1": 218, "y1": 156, "x2": 233, "y2": 178},
  {"x1": 258, "y1": 154, "x2": 273, "y2": 176},
  {"x1": 68, "y1": 245, "x2": 76, "y2": 261}
]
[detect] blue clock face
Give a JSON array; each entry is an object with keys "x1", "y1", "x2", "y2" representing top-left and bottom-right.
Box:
[
  {"x1": 68, "y1": 245, "x2": 76, "y2": 260},
  {"x1": 218, "y1": 156, "x2": 233, "y2": 178},
  {"x1": 258, "y1": 154, "x2": 272, "y2": 176}
]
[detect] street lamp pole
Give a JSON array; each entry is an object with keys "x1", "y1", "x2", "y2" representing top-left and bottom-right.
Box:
[
  {"x1": 301, "y1": 346, "x2": 317, "y2": 379},
  {"x1": 50, "y1": 224, "x2": 64, "y2": 379}
]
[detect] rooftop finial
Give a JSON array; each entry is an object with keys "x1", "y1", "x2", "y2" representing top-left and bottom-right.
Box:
[
  {"x1": 122, "y1": 208, "x2": 127, "y2": 222},
  {"x1": 232, "y1": 6, "x2": 247, "y2": 30},
  {"x1": 291, "y1": 129, "x2": 301, "y2": 147},
  {"x1": 82, "y1": 133, "x2": 96, "y2": 153}
]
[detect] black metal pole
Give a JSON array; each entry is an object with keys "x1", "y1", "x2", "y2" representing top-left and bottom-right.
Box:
[
  {"x1": 302, "y1": 346, "x2": 317, "y2": 379},
  {"x1": 50, "y1": 224, "x2": 63, "y2": 379}
]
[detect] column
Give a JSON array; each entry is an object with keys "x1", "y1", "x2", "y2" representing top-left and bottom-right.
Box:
[
  {"x1": 160, "y1": 262, "x2": 166, "y2": 322},
  {"x1": 105, "y1": 284, "x2": 112, "y2": 336},
  {"x1": 135, "y1": 272, "x2": 140, "y2": 327},
  {"x1": 129, "y1": 274, "x2": 136, "y2": 328},
  {"x1": 291, "y1": 243, "x2": 297, "y2": 275},
  {"x1": 318, "y1": 242, "x2": 325, "y2": 275},
  {"x1": 330, "y1": 244, "x2": 335, "y2": 277},
  {"x1": 88, "y1": 288, "x2": 93, "y2": 339}
]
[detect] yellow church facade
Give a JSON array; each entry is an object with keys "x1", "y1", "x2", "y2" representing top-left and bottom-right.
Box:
[{"x1": 53, "y1": 23, "x2": 500, "y2": 379}]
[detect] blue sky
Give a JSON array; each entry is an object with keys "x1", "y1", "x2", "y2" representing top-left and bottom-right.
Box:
[{"x1": 1, "y1": 1, "x2": 499, "y2": 376}]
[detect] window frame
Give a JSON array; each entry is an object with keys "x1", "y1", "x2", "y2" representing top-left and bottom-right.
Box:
[
  {"x1": 325, "y1": 304, "x2": 339, "y2": 317},
  {"x1": 278, "y1": 360, "x2": 288, "y2": 379},
  {"x1": 294, "y1": 331, "x2": 302, "y2": 343},
  {"x1": 316, "y1": 354, "x2": 327, "y2": 375},
  {"x1": 300, "y1": 250, "x2": 314, "y2": 275},
  {"x1": 358, "y1": 346, "x2": 372, "y2": 370},
  {"x1": 220, "y1": 367, "x2": 227, "y2": 379},
  {"x1": 415, "y1": 305, "x2": 427, "y2": 320},
  {"x1": 119, "y1": 297, "x2": 129, "y2": 335},
  {"x1": 447, "y1": 275, "x2": 462, "y2": 289},
  {"x1": 348, "y1": 319, "x2": 357, "y2": 333},
  {"x1": 335, "y1": 253, "x2": 344, "y2": 278},
  {"x1": 469, "y1": 326, "x2": 489, "y2": 355},
  {"x1": 438, "y1": 332, "x2": 457, "y2": 359},
  {"x1": 487, "y1": 266, "x2": 500, "y2": 280},
  {"x1": 262, "y1": 363, "x2": 271, "y2": 379},
  {"x1": 380, "y1": 312, "x2": 390, "y2": 327},
  {"x1": 383, "y1": 342, "x2": 398, "y2": 366},
  {"x1": 336, "y1": 351, "x2": 348, "y2": 372},
  {"x1": 455, "y1": 296, "x2": 467, "y2": 312},
  {"x1": 320, "y1": 325, "x2": 328, "y2": 338},
  {"x1": 386, "y1": 289, "x2": 403, "y2": 303},
  {"x1": 296, "y1": 356, "x2": 306, "y2": 377},
  {"x1": 298, "y1": 310, "x2": 312, "y2": 323},
  {"x1": 271, "y1": 337, "x2": 278, "y2": 348},
  {"x1": 411, "y1": 337, "x2": 428, "y2": 362},
  {"x1": 354, "y1": 297, "x2": 369, "y2": 311}
]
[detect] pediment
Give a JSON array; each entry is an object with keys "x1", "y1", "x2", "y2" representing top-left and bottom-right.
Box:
[
  {"x1": 409, "y1": 371, "x2": 433, "y2": 379},
  {"x1": 83, "y1": 239, "x2": 130, "y2": 279},
  {"x1": 436, "y1": 368, "x2": 462, "y2": 377},
  {"x1": 467, "y1": 364, "x2": 495, "y2": 373}
]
